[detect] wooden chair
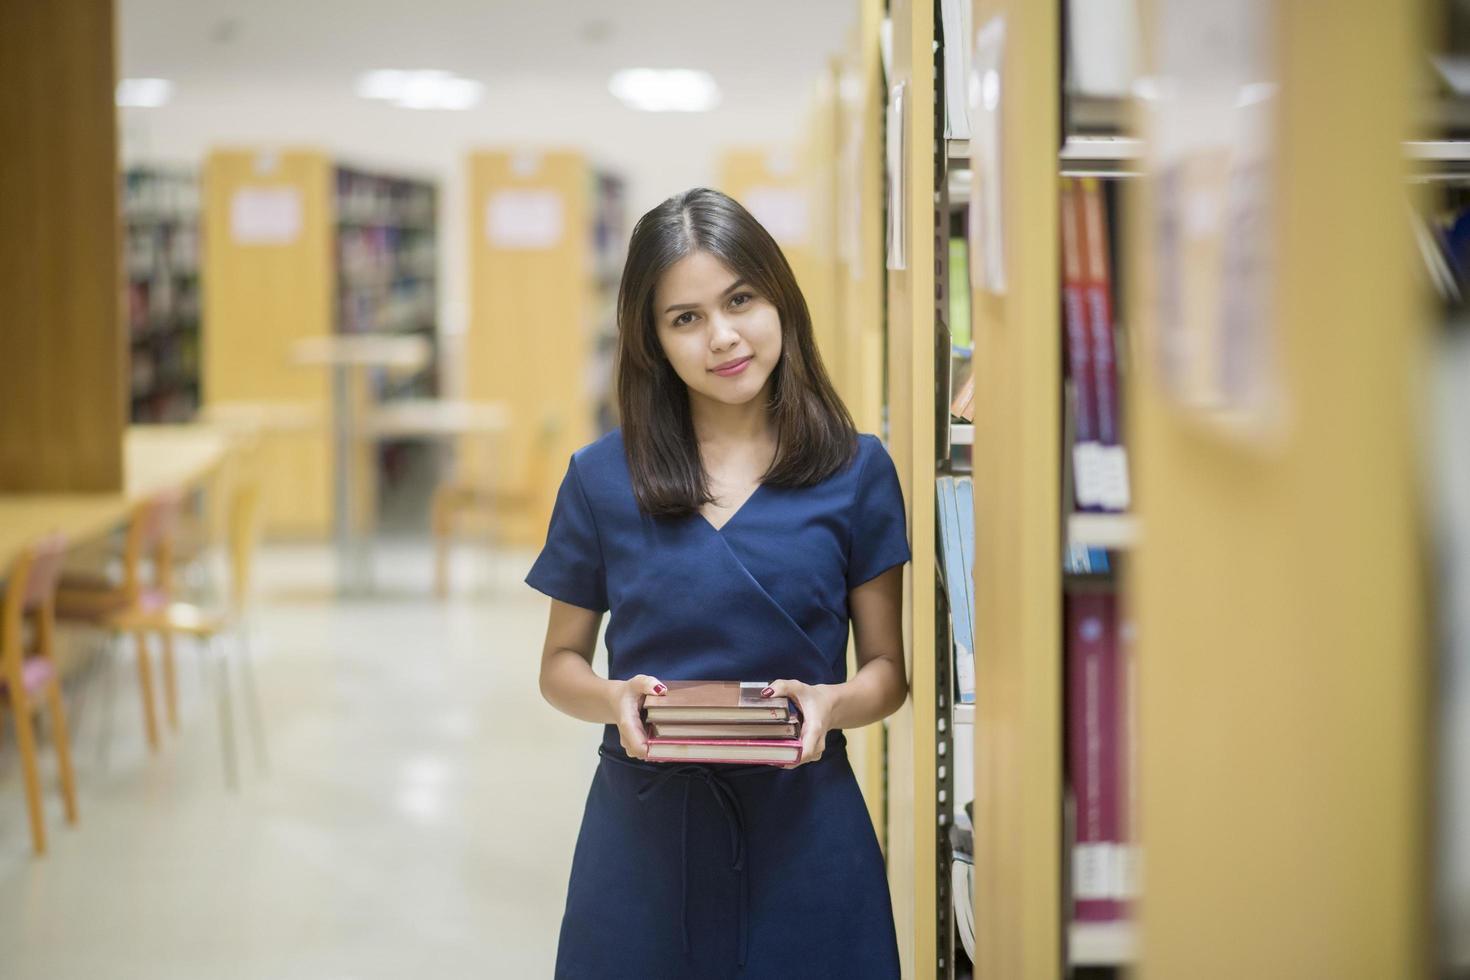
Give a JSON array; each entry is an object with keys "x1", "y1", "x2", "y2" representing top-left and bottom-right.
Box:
[
  {"x1": 104, "y1": 477, "x2": 269, "y2": 789},
  {"x1": 54, "y1": 490, "x2": 185, "y2": 754},
  {"x1": 431, "y1": 430, "x2": 551, "y2": 598},
  {"x1": 1, "y1": 534, "x2": 80, "y2": 855}
]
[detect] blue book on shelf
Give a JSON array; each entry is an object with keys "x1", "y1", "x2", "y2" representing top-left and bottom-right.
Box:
[{"x1": 937, "y1": 477, "x2": 977, "y2": 705}]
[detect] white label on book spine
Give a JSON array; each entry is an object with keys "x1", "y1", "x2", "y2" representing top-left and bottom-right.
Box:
[
  {"x1": 485, "y1": 190, "x2": 564, "y2": 249},
  {"x1": 230, "y1": 187, "x2": 301, "y2": 245},
  {"x1": 1073, "y1": 843, "x2": 1112, "y2": 900},
  {"x1": 1073, "y1": 442, "x2": 1131, "y2": 511}
]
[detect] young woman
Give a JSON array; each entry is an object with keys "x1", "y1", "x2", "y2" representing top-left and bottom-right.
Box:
[{"x1": 528, "y1": 187, "x2": 909, "y2": 979}]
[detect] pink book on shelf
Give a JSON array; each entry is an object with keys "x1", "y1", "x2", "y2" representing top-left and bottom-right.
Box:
[
  {"x1": 1061, "y1": 178, "x2": 1098, "y2": 445},
  {"x1": 1068, "y1": 592, "x2": 1122, "y2": 922}
]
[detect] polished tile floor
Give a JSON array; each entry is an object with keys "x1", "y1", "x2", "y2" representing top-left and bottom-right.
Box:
[{"x1": 0, "y1": 543, "x2": 601, "y2": 979}]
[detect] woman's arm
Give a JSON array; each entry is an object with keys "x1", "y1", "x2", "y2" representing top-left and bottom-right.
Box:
[
  {"x1": 763, "y1": 563, "x2": 909, "y2": 766},
  {"x1": 830, "y1": 563, "x2": 909, "y2": 726},
  {"x1": 538, "y1": 598, "x2": 666, "y2": 758}
]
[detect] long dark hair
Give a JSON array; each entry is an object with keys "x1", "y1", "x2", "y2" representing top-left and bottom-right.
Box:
[{"x1": 616, "y1": 187, "x2": 856, "y2": 519}]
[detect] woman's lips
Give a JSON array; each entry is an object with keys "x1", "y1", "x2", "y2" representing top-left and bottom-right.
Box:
[{"x1": 711, "y1": 356, "x2": 753, "y2": 377}]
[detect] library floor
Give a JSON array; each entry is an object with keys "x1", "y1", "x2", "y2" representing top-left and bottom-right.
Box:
[{"x1": 0, "y1": 543, "x2": 599, "y2": 979}]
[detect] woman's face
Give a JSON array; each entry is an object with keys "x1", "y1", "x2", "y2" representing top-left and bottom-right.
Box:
[{"x1": 652, "y1": 250, "x2": 783, "y2": 410}]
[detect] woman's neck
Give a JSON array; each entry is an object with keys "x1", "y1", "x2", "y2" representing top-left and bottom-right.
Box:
[{"x1": 688, "y1": 389, "x2": 776, "y2": 458}]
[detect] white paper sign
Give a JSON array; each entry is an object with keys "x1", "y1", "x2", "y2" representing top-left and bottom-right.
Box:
[
  {"x1": 744, "y1": 186, "x2": 810, "y2": 247},
  {"x1": 485, "y1": 190, "x2": 564, "y2": 249},
  {"x1": 1146, "y1": 0, "x2": 1281, "y2": 444},
  {"x1": 969, "y1": 16, "x2": 1007, "y2": 294},
  {"x1": 230, "y1": 187, "x2": 301, "y2": 245},
  {"x1": 885, "y1": 81, "x2": 908, "y2": 272}
]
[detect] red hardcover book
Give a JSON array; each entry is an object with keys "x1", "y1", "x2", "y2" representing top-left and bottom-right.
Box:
[
  {"x1": 1078, "y1": 177, "x2": 1119, "y2": 447},
  {"x1": 645, "y1": 738, "x2": 802, "y2": 766},
  {"x1": 1061, "y1": 177, "x2": 1098, "y2": 445},
  {"x1": 1067, "y1": 592, "x2": 1121, "y2": 922}
]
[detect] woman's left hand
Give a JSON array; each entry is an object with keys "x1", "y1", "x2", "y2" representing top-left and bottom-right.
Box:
[{"x1": 761, "y1": 680, "x2": 838, "y2": 768}]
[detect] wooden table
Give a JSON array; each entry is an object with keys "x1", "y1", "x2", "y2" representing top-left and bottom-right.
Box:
[
  {"x1": 0, "y1": 424, "x2": 235, "y2": 572},
  {"x1": 291, "y1": 335, "x2": 433, "y2": 595},
  {"x1": 359, "y1": 398, "x2": 510, "y2": 593}
]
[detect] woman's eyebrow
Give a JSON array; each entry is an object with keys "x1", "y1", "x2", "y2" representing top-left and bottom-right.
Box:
[{"x1": 662, "y1": 279, "x2": 748, "y2": 314}]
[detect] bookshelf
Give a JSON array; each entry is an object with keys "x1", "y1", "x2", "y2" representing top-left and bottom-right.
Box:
[
  {"x1": 204, "y1": 149, "x2": 441, "y2": 537},
  {"x1": 1127, "y1": 1, "x2": 1425, "y2": 976},
  {"x1": 831, "y1": 0, "x2": 892, "y2": 843},
  {"x1": 124, "y1": 167, "x2": 203, "y2": 424},
  {"x1": 877, "y1": 0, "x2": 941, "y2": 976}
]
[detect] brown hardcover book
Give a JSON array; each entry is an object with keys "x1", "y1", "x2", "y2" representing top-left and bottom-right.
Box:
[
  {"x1": 642, "y1": 680, "x2": 793, "y2": 723},
  {"x1": 647, "y1": 721, "x2": 801, "y2": 739}
]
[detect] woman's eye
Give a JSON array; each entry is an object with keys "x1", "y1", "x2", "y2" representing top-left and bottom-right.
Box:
[
  {"x1": 730, "y1": 293, "x2": 753, "y2": 309},
  {"x1": 673, "y1": 311, "x2": 696, "y2": 326}
]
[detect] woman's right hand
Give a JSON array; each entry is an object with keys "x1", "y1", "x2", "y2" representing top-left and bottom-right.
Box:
[{"x1": 609, "y1": 674, "x2": 666, "y2": 759}]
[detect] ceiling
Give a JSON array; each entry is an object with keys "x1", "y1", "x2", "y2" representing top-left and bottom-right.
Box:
[{"x1": 118, "y1": 0, "x2": 856, "y2": 104}]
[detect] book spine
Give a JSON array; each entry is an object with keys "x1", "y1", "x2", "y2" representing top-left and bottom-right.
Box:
[
  {"x1": 1098, "y1": 592, "x2": 1124, "y2": 920},
  {"x1": 1118, "y1": 607, "x2": 1138, "y2": 915},
  {"x1": 1080, "y1": 177, "x2": 1119, "y2": 447},
  {"x1": 1068, "y1": 592, "x2": 1119, "y2": 922},
  {"x1": 1061, "y1": 178, "x2": 1098, "y2": 445}
]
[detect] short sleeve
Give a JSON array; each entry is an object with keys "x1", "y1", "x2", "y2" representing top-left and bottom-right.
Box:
[
  {"x1": 524, "y1": 455, "x2": 609, "y2": 612},
  {"x1": 847, "y1": 437, "x2": 912, "y2": 588}
]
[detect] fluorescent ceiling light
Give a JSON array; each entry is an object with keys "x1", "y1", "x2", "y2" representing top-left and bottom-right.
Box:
[
  {"x1": 116, "y1": 78, "x2": 173, "y2": 108},
  {"x1": 355, "y1": 69, "x2": 484, "y2": 110},
  {"x1": 609, "y1": 69, "x2": 721, "y2": 112}
]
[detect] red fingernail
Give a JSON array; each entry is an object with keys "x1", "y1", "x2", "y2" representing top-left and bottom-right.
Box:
[
  {"x1": 653, "y1": 683, "x2": 667, "y2": 695},
  {"x1": 760, "y1": 687, "x2": 774, "y2": 698}
]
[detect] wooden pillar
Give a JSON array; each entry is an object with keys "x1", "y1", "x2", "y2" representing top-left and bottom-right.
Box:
[{"x1": 0, "y1": 0, "x2": 124, "y2": 492}]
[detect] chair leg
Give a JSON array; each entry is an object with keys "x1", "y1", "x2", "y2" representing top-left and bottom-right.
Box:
[
  {"x1": 211, "y1": 637, "x2": 240, "y2": 792},
  {"x1": 45, "y1": 683, "x2": 79, "y2": 825},
  {"x1": 431, "y1": 487, "x2": 452, "y2": 599},
  {"x1": 237, "y1": 624, "x2": 269, "y2": 773},
  {"x1": 97, "y1": 636, "x2": 118, "y2": 770},
  {"x1": 160, "y1": 630, "x2": 179, "y2": 732},
  {"x1": 12, "y1": 703, "x2": 47, "y2": 855},
  {"x1": 132, "y1": 630, "x2": 161, "y2": 752}
]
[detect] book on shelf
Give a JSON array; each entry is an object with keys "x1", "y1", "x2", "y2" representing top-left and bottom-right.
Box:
[
  {"x1": 1062, "y1": 176, "x2": 1130, "y2": 512},
  {"x1": 939, "y1": 0, "x2": 974, "y2": 140},
  {"x1": 1064, "y1": 0, "x2": 1141, "y2": 98},
  {"x1": 937, "y1": 476, "x2": 977, "y2": 705},
  {"x1": 1066, "y1": 591, "x2": 1130, "y2": 924},
  {"x1": 950, "y1": 373, "x2": 976, "y2": 423}
]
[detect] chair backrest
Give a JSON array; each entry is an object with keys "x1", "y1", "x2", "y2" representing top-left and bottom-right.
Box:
[
  {"x1": 122, "y1": 489, "x2": 185, "y2": 597},
  {"x1": 2, "y1": 534, "x2": 67, "y2": 677},
  {"x1": 227, "y1": 480, "x2": 264, "y2": 613},
  {"x1": 19, "y1": 534, "x2": 68, "y2": 613}
]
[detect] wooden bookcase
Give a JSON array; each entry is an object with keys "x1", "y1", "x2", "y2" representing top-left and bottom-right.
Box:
[
  {"x1": 203, "y1": 149, "x2": 441, "y2": 538},
  {"x1": 462, "y1": 150, "x2": 624, "y2": 546}
]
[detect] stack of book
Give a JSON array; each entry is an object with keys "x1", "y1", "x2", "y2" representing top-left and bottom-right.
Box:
[{"x1": 643, "y1": 681, "x2": 803, "y2": 765}]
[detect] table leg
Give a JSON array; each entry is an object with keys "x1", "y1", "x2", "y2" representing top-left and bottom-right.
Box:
[{"x1": 331, "y1": 362, "x2": 356, "y2": 595}]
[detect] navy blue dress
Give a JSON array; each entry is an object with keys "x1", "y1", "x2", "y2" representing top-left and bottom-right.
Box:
[{"x1": 525, "y1": 429, "x2": 910, "y2": 979}]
